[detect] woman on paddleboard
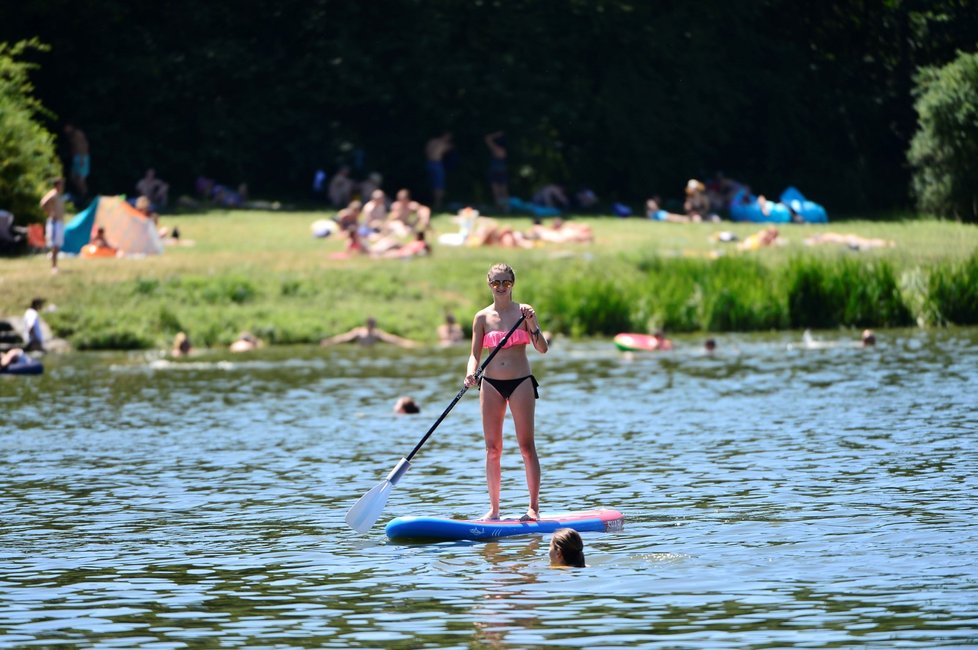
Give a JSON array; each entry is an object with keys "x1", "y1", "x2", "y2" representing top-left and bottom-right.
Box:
[{"x1": 464, "y1": 263, "x2": 549, "y2": 521}]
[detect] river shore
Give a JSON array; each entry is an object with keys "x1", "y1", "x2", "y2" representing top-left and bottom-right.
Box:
[{"x1": 1, "y1": 210, "x2": 976, "y2": 350}]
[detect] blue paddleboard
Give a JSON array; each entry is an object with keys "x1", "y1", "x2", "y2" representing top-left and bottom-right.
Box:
[{"x1": 385, "y1": 508, "x2": 624, "y2": 541}]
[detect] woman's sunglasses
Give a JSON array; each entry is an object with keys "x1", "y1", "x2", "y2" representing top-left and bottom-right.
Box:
[{"x1": 488, "y1": 279, "x2": 514, "y2": 289}]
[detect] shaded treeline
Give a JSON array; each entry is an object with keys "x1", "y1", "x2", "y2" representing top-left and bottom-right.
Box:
[{"x1": 2, "y1": 0, "x2": 975, "y2": 211}]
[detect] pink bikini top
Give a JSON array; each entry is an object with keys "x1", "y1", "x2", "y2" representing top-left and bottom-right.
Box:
[{"x1": 482, "y1": 328, "x2": 531, "y2": 349}]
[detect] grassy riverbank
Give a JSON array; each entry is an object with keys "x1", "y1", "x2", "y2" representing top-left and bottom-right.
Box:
[{"x1": 1, "y1": 210, "x2": 977, "y2": 350}]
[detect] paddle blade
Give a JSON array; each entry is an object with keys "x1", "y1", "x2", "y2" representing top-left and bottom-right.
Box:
[{"x1": 345, "y1": 480, "x2": 393, "y2": 533}]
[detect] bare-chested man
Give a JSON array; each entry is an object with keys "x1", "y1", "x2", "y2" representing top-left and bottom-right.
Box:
[
  {"x1": 385, "y1": 189, "x2": 431, "y2": 236},
  {"x1": 425, "y1": 132, "x2": 453, "y2": 211},
  {"x1": 64, "y1": 123, "x2": 90, "y2": 198},
  {"x1": 40, "y1": 178, "x2": 66, "y2": 273},
  {"x1": 360, "y1": 189, "x2": 388, "y2": 231}
]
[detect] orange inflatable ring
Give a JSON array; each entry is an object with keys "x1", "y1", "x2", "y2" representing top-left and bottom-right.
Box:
[{"x1": 81, "y1": 244, "x2": 118, "y2": 258}]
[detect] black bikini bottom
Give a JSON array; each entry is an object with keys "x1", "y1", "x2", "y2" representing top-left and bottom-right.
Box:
[{"x1": 481, "y1": 374, "x2": 539, "y2": 400}]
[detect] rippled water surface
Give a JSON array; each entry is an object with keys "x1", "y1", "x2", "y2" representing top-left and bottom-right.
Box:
[{"x1": 2, "y1": 329, "x2": 977, "y2": 648}]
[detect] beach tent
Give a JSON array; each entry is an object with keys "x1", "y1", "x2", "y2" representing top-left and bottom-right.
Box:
[{"x1": 62, "y1": 196, "x2": 163, "y2": 255}]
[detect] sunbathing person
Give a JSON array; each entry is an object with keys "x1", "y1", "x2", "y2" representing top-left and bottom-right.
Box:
[
  {"x1": 738, "y1": 227, "x2": 781, "y2": 251},
  {"x1": 803, "y1": 232, "x2": 895, "y2": 250},
  {"x1": 646, "y1": 197, "x2": 692, "y2": 223},
  {"x1": 471, "y1": 220, "x2": 534, "y2": 248},
  {"x1": 529, "y1": 218, "x2": 594, "y2": 243},
  {"x1": 329, "y1": 227, "x2": 368, "y2": 259},
  {"x1": 374, "y1": 230, "x2": 431, "y2": 258}
]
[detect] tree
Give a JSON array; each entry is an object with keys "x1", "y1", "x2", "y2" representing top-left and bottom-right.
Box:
[
  {"x1": 0, "y1": 39, "x2": 60, "y2": 224},
  {"x1": 908, "y1": 48, "x2": 978, "y2": 221}
]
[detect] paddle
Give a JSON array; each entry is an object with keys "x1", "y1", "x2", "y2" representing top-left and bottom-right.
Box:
[{"x1": 345, "y1": 313, "x2": 527, "y2": 533}]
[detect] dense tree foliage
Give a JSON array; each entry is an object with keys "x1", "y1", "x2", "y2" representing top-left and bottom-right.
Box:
[
  {"x1": 1, "y1": 0, "x2": 976, "y2": 213},
  {"x1": 909, "y1": 49, "x2": 978, "y2": 221},
  {"x1": 0, "y1": 39, "x2": 61, "y2": 222}
]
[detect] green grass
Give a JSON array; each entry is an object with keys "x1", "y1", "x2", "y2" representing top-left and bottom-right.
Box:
[{"x1": 1, "y1": 209, "x2": 977, "y2": 349}]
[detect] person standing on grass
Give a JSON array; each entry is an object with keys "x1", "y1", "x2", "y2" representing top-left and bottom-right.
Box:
[
  {"x1": 40, "y1": 178, "x2": 65, "y2": 273},
  {"x1": 64, "y1": 123, "x2": 90, "y2": 199},
  {"x1": 485, "y1": 131, "x2": 509, "y2": 212},
  {"x1": 464, "y1": 263, "x2": 548, "y2": 522},
  {"x1": 425, "y1": 132, "x2": 453, "y2": 211}
]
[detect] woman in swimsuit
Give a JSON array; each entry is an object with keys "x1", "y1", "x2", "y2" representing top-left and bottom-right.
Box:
[{"x1": 464, "y1": 263, "x2": 549, "y2": 521}]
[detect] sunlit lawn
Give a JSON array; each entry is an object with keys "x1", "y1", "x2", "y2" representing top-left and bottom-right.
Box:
[{"x1": 1, "y1": 208, "x2": 976, "y2": 347}]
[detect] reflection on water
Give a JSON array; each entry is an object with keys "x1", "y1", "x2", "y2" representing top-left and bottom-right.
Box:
[{"x1": 1, "y1": 329, "x2": 977, "y2": 647}]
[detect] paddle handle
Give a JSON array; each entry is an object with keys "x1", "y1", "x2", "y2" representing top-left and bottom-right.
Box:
[{"x1": 405, "y1": 313, "x2": 526, "y2": 462}]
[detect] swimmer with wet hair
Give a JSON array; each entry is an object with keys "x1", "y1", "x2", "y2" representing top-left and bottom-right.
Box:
[{"x1": 549, "y1": 528, "x2": 586, "y2": 567}]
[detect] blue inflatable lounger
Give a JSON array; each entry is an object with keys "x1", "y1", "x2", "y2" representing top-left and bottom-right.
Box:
[
  {"x1": 0, "y1": 356, "x2": 43, "y2": 375},
  {"x1": 729, "y1": 186, "x2": 827, "y2": 223}
]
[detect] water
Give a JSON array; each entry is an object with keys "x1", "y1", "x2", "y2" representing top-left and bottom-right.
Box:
[{"x1": 1, "y1": 329, "x2": 977, "y2": 648}]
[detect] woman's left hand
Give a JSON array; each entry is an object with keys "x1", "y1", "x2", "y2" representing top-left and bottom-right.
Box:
[{"x1": 520, "y1": 304, "x2": 538, "y2": 328}]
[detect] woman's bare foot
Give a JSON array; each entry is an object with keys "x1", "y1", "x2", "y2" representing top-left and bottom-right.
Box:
[
  {"x1": 521, "y1": 508, "x2": 540, "y2": 521},
  {"x1": 481, "y1": 509, "x2": 500, "y2": 521}
]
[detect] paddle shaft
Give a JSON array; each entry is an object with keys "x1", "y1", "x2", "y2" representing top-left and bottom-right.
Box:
[{"x1": 405, "y1": 314, "x2": 526, "y2": 462}]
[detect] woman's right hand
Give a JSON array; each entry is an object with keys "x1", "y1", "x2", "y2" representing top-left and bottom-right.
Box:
[{"x1": 464, "y1": 373, "x2": 478, "y2": 388}]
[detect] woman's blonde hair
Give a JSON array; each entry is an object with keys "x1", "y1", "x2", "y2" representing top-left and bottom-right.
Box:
[{"x1": 487, "y1": 263, "x2": 515, "y2": 282}]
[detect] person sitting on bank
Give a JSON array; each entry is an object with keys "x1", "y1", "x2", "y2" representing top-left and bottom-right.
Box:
[
  {"x1": 328, "y1": 166, "x2": 354, "y2": 207},
  {"x1": 81, "y1": 226, "x2": 119, "y2": 258},
  {"x1": 684, "y1": 178, "x2": 718, "y2": 222},
  {"x1": 385, "y1": 189, "x2": 431, "y2": 236},
  {"x1": 532, "y1": 183, "x2": 570, "y2": 209},
  {"x1": 361, "y1": 189, "x2": 388, "y2": 232},
  {"x1": 136, "y1": 168, "x2": 170, "y2": 209},
  {"x1": 23, "y1": 297, "x2": 46, "y2": 352},
  {"x1": 549, "y1": 528, "x2": 586, "y2": 568},
  {"x1": 91, "y1": 226, "x2": 111, "y2": 248},
  {"x1": 320, "y1": 317, "x2": 419, "y2": 348}
]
